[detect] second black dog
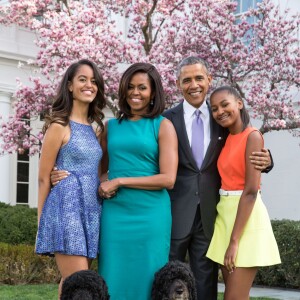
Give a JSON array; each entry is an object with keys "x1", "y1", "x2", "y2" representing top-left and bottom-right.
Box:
[{"x1": 151, "y1": 260, "x2": 197, "y2": 300}]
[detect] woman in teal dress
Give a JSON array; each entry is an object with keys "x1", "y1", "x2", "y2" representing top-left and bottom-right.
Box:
[{"x1": 98, "y1": 63, "x2": 178, "y2": 300}]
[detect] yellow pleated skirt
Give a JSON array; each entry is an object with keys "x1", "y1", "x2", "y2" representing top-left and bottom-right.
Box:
[{"x1": 206, "y1": 193, "x2": 281, "y2": 267}]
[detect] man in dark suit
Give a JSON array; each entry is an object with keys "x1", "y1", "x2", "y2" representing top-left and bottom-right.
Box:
[{"x1": 163, "y1": 56, "x2": 272, "y2": 300}]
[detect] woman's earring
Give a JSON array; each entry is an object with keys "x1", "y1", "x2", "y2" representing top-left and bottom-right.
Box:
[{"x1": 150, "y1": 99, "x2": 154, "y2": 105}]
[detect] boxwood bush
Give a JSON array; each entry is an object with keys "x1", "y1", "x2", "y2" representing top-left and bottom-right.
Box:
[
  {"x1": 0, "y1": 243, "x2": 60, "y2": 284},
  {"x1": 0, "y1": 203, "x2": 299, "y2": 288},
  {"x1": 0, "y1": 203, "x2": 37, "y2": 245},
  {"x1": 254, "y1": 220, "x2": 300, "y2": 289}
]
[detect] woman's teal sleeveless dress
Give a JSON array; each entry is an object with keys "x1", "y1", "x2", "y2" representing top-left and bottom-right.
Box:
[{"x1": 98, "y1": 116, "x2": 171, "y2": 300}]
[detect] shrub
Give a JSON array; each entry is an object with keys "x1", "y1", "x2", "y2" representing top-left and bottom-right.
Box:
[
  {"x1": 254, "y1": 220, "x2": 300, "y2": 289},
  {"x1": 0, "y1": 203, "x2": 37, "y2": 245},
  {"x1": 0, "y1": 204, "x2": 299, "y2": 288},
  {"x1": 0, "y1": 243, "x2": 98, "y2": 285},
  {"x1": 0, "y1": 243, "x2": 60, "y2": 284}
]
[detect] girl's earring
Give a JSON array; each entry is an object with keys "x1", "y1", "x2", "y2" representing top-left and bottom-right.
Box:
[{"x1": 150, "y1": 99, "x2": 154, "y2": 105}]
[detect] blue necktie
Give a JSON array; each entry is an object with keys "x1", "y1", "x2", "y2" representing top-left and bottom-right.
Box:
[{"x1": 191, "y1": 109, "x2": 204, "y2": 169}]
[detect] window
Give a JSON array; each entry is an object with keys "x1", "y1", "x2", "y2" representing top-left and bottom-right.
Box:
[
  {"x1": 236, "y1": 0, "x2": 262, "y2": 16},
  {"x1": 235, "y1": 0, "x2": 262, "y2": 24},
  {"x1": 235, "y1": 0, "x2": 262, "y2": 46},
  {"x1": 16, "y1": 149, "x2": 29, "y2": 204}
]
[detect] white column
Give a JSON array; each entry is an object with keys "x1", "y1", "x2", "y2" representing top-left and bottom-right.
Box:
[
  {"x1": 0, "y1": 91, "x2": 12, "y2": 204},
  {"x1": 28, "y1": 117, "x2": 44, "y2": 208}
]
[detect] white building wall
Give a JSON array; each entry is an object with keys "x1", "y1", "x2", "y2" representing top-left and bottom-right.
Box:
[
  {"x1": 276, "y1": 0, "x2": 298, "y2": 13},
  {"x1": 260, "y1": 0, "x2": 300, "y2": 220},
  {"x1": 251, "y1": 117, "x2": 300, "y2": 220},
  {"x1": 0, "y1": 23, "x2": 40, "y2": 207},
  {"x1": 0, "y1": 91, "x2": 12, "y2": 204},
  {"x1": 262, "y1": 131, "x2": 300, "y2": 220},
  {"x1": 0, "y1": 1, "x2": 299, "y2": 219}
]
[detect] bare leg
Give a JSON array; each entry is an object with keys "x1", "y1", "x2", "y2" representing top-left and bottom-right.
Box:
[
  {"x1": 55, "y1": 253, "x2": 90, "y2": 299},
  {"x1": 221, "y1": 265, "x2": 257, "y2": 300}
]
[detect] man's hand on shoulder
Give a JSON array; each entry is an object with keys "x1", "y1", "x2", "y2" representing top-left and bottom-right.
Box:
[{"x1": 249, "y1": 148, "x2": 273, "y2": 172}]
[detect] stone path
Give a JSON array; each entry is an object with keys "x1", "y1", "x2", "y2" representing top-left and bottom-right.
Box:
[{"x1": 218, "y1": 283, "x2": 300, "y2": 300}]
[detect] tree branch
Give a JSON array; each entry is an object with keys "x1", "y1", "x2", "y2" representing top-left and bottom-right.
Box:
[
  {"x1": 153, "y1": 1, "x2": 185, "y2": 44},
  {"x1": 142, "y1": 0, "x2": 158, "y2": 54}
]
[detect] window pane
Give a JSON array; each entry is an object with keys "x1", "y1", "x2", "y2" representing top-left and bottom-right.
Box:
[
  {"x1": 236, "y1": 0, "x2": 241, "y2": 14},
  {"x1": 18, "y1": 149, "x2": 29, "y2": 161},
  {"x1": 246, "y1": 16, "x2": 255, "y2": 25},
  {"x1": 235, "y1": 17, "x2": 242, "y2": 25},
  {"x1": 17, "y1": 162, "x2": 29, "y2": 182},
  {"x1": 242, "y1": 0, "x2": 254, "y2": 12},
  {"x1": 254, "y1": 0, "x2": 262, "y2": 8},
  {"x1": 17, "y1": 184, "x2": 28, "y2": 204}
]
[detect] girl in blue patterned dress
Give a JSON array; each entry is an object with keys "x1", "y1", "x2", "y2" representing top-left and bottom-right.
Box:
[{"x1": 35, "y1": 59, "x2": 105, "y2": 297}]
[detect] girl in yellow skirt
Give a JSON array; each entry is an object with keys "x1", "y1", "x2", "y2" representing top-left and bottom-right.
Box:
[{"x1": 207, "y1": 86, "x2": 281, "y2": 300}]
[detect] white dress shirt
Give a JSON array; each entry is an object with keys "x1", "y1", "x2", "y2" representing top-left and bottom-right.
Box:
[{"x1": 183, "y1": 100, "x2": 211, "y2": 158}]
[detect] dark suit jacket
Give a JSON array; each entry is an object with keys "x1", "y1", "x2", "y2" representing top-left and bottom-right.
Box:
[{"x1": 163, "y1": 102, "x2": 228, "y2": 240}]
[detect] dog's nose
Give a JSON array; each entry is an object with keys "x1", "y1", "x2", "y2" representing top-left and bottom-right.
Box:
[{"x1": 175, "y1": 287, "x2": 184, "y2": 295}]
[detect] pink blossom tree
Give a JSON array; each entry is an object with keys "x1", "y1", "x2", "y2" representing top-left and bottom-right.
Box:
[
  {"x1": 0, "y1": 0, "x2": 126, "y2": 154},
  {"x1": 0, "y1": 0, "x2": 299, "y2": 155}
]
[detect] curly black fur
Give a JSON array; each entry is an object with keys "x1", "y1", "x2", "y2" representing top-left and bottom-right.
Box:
[
  {"x1": 60, "y1": 270, "x2": 110, "y2": 300},
  {"x1": 151, "y1": 260, "x2": 197, "y2": 300}
]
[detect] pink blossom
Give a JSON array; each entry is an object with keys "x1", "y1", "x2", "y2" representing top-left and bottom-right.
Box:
[{"x1": 0, "y1": 0, "x2": 299, "y2": 154}]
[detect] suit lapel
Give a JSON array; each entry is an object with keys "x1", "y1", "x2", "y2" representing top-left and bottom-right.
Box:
[{"x1": 172, "y1": 103, "x2": 199, "y2": 170}]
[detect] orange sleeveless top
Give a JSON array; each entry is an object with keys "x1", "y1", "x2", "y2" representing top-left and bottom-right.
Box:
[{"x1": 218, "y1": 127, "x2": 263, "y2": 190}]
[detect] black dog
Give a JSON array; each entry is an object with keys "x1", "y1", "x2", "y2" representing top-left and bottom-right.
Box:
[
  {"x1": 151, "y1": 260, "x2": 197, "y2": 300},
  {"x1": 60, "y1": 270, "x2": 110, "y2": 300}
]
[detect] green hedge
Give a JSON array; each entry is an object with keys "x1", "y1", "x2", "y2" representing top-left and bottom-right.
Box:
[
  {"x1": 0, "y1": 243, "x2": 98, "y2": 285},
  {"x1": 0, "y1": 203, "x2": 299, "y2": 288},
  {"x1": 0, "y1": 203, "x2": 37, "y2": 245},
  {"x1": 0, "y1": 243, "x2": 60, "y2": 284},
  {"x1": 254, "y1": 220, "x2": 300, "y2": 289}
]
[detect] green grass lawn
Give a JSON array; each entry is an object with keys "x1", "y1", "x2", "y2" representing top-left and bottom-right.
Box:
[
  {"x1": 0, "y1": 284, "x2": 57, "y2": 300},
  {"x1": 0, "y1": 284, "x2": 279, "y2": 300}
]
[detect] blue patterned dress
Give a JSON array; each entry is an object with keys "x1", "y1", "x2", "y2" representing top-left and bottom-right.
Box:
[{"x1": 35, "y1": 120, "x2": 102, "y2": 258}]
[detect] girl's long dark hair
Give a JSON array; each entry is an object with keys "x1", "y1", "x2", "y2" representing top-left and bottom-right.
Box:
[
  {"x1": 210, "y1": 85, "x2": 250, "y2": 130},
  {"x1": 43, "y1": 59, "x2": 106, "y2": 134},
  {"x1": 117, "y1": 63, "x2": 165, "y2": 120}
]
